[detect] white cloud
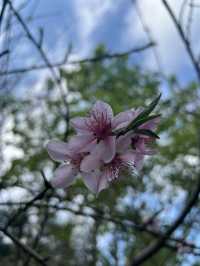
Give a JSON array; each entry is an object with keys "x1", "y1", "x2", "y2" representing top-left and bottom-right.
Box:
[
  {"x1": 72, "y1": 0, "x2": 114, "y2": 56},
  {"x1": 125, "y1": 0, "x2": 199, "y2": 80}
]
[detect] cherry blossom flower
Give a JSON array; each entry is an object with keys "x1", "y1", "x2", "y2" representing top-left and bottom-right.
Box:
[
  {"x1": 80, "y1": 137, "x2": 144, "y2": 194},
  {"x1": 46, "y1": 139, "x2": 105, "y2": 192},
  {"x1": 130, "y1": 116, "x2": 160, "y2": 155},
  {"x1": 46, "y1": 98, "x2": 160, "y2": 194},
  {"x1": 46, "y1": 140, "x2": 87, "y2": 188},
  {"x1": 77, "y1": 114, "x2": 159, "y2": 193},
  {"x1": 70, "y1": 101, "x2": 137, "y2": 163}
]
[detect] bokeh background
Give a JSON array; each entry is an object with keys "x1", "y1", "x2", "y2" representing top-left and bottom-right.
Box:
[{"x1": 0, "y1": 0, "x2": 200, "y2": 265}]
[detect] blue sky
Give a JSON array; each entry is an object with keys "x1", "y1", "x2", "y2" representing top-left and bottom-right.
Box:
[
  {"x1": 1, "y1": 2, "x2": 200, "y2": 264},
  {"x1": 1, "y1": 0, "x2": 200, "y2": 94}
]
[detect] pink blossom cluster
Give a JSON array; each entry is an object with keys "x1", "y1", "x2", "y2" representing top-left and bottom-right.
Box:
[{"x1": 46, "y1": 99, "x2": 160, "y2": 194}]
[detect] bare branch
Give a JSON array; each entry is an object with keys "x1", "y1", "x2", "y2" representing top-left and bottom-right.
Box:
[
  {"x1": 142, "y1": 208, "x2": 164, "y2": 227},
  {"x1": 0, "y1": 227, "x2": 48, "y2": 266},
  {"x1": 189, "y1": 3, "x2": 200, "y2": 8},
  {"x1": 133, "y1": 0, "x2": 165, "y2": 79},
  {"x1": 4, "y1": 172, "x2": 52, "y2": 229},
  {"x1": 186, "y1": 0, "x2": 194, "y2": 40},
  {"x1": 2, "y1": 201, "x2": 200, "y2": 256},
  {"x1": 23, "y1": 201, "x2": 50, "y2": 266},
  {"x1": 6, "y1": 0, "x2": 67, "y2": 104},
  {"x1": 162, "y1": 0, "x2": 200, "y2": 83},
  {"x1": 0, "y1": 42, "x2": 155, "y2": 76},
  {"x1": 0, "y1": 0, "x2": 8, "y2": 31},
  {"x1": 0, "y1": 49, "x2": 9, "y2": 58},
  {"x1": 179, "y1": 0, "x2": 189, "y2": 25},
  {"x1": 130, "y1": 166, "x2": 200, "y2": 264}
]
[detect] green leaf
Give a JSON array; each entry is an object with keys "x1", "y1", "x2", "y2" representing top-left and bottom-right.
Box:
[
  {"x1": 114, "y1": 94, "x2": 161, "y2": 136},
  {"x1": 134, "y1": 129, "x2": 160, "y2": 139},
  {"x1": 136, "y1": 93, "x2": 161, "y2": 120},
  {"x1": 126, "y1": 114, "x2": 161, "y2": 131}
]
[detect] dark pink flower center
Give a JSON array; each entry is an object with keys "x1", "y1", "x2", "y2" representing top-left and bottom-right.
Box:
[
  {"x1": 104, "y1": 155, "x2": 123, "y2": 181},
  {"x1": 131, "y1": 136, "x2": 140, "y2": 149},
  {"x1": 71, "y1": 153, "x2": 87, "y2": 169},
  {"x1": 86, "y1": 111, "x2": 112, "y2": 140}
]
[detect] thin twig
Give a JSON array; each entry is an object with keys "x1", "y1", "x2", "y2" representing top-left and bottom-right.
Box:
[
  {"x1": 2, "y1": 201, "x2": 200, "y2": 255},
  {"x1": 23, "y1": 203, "x2": 50, "y2": 266},
  {"x1": 186, "y1": 0, "x2": 194, "y2": 40},
  {"x1": 130, "y1": 108, "x2": 200, "y2": 265},
  {"x1": 130, "y1": 173, "x2": 200, "y2": 265},
  {"x1": 0, "y1": 42, "x2": 155, "y2": 76},
  {"x1": 0, "y1": 49, "x2": 9, "y2": 58},
  {"x1": 0, "y1": 0, "x2": 8, "y2": 32},
  {"x1": 0, "y1": 227, "x2": 48, "y2": 266},
  {"x1": 179, "y1": 0, "x2": 189, "y2": 25},
  {"x1": 7, "y1": 0, "x2": 59, "y2": 83},
  {"x1": 4, "y1": 172, "x2": 52, "y2": 229},
  {"x1": 133, "y1": 0, "x2": 165, "y2": 79},
  {"x1": 189, "y1": 3, "x2": 200, "y2": 8},
  {"x1": 6, "y1": 0, "x2": 69, "y2": 103},
  {"x1": 162, "y1": 0, "x2": 200, "y2": 83}
]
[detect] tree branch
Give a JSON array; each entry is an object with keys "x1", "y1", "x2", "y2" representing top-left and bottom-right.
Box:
[
  {"x1": 0, "y1": 42, "x2": 155, "y2": 76},
  {"x1": 0, "y1": 226, "x2": 48, "y2": 266},
  {"x1": 4, "y1": 172, "x2": 52, "y2": 229},
  {"x1": 0, "y1": 0, "x2": 8, "y2": 31},
  {"x1": 7, "y1": 0, "x2": 60, "y2": 84},
  {"x1": 130, "y1": 173, "x2": 200, "y2": 265},
  {"x1": 162, "y1": 0, "x2": 200, "y2": 83},
  {"x1": 2, "y1": 201, "x2": 200, "y2": 256}
]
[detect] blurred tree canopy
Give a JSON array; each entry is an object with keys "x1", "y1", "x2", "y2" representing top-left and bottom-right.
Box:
[{"x1": 0, "y1": 46, "x2": 200, "y2": 266}]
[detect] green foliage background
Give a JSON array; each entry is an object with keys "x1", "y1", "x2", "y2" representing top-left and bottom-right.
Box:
[{"x1": 0, "y1": 46, "x2": 200, "y2": 266}]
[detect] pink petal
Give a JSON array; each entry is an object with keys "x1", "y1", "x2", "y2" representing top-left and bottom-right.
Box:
[
  {"x1": 82, "y1": 170, "x2": 108, "y2": 194},
  {"x1": 91, "y1": 101, "x2": 113, "y2": 120},
  {"x1": 134, "y1": 153, "x2": 144, "y2": 170},
  {"x1": 135, "y1": 138, "x2": 155, "y2": 155},
  {"x1": 101, "y1": 167, "x2": 118, "y2": 182},
  {"x1": 79, "y1": 139, "x2": 97, "y2": 153},
  {"x1": 120, "y1": 151, "x2": 135, "y2": 164},
  {"x1": 67, "y1": 134, "x2": 96, "y2": 153},
  {"x1": 112, "y1": 108, "x2": 143, "y2": 131},
  {"x1": 86, "y1": 136, "x2": 116, "y2": 163},
  {"x1": 102, "y1": 136, "x2": 116, "y2": 163},
  {"x1": 112, "y1": 110, "x2": 134, "y2": 130},
  {"x1": 70, "y1": 117, "x2": 90, "y2": 133},
  {"x1": 116, "y1": 132, "x2": 132, "y2": 153},
  {"x1": 46, "y1": 140, "x2": 71, "y2": 162},
  {"x1": 80, "y1": 153, "x2": 102, "y2": 173},
  {"x1": 141, "y1": 117, "x2": 160, "y2": 131},
  {"x1": 120, "y1": 151, "x2": 144, "y2": 170},
  {"x1": 51, "y1": 164, "x2": 78, "y2": 188},
  {"x1": 89, "y1": 137, "x2": 116, "y2": 164}
]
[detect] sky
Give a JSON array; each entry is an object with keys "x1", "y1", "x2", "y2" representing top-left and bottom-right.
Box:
[
  {"x1": 1, "y1": 1, "x2": 200, "y2": 264},
  {"x1": 1, "y1": 0, "x2": 200, "y2": 94}
]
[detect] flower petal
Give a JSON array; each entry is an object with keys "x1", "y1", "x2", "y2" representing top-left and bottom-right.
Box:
[
  {"x1": 120, "y1": 151, "x2": 144, "y2": 170},
  {"x1": 70, "y1": 117, "x2": 90, "y2": 133},
  {"x1": 102, "y1": 136, "x2": 116, "y2": 163},
  {"x1": 82, "y1": 170, "x2": 108, "y2": 194},
  {"x1": 68, "y1": 134, "x2": 96, "y2": 153},
  {"x1": 140, "y1": 117, "x2": 160, "y2": 131},
  {"x1": 80, "y1": 153, "x2": 102, "y2": 173},
  {"x1": 51, "y1": 164, "x2": 78, "y2": 188},
  {"x1": 116, "y1": 132, "x2": 132, "y2": 153},
  {"x1": 135, "y1": 138, "x2": 155, "y2": 155},
  {"x1": 90, "y1": 137, "x2": 116, "y2": 164},
  {"x1": 46, "y1": 140, "x2": 71, "y2": 162},
  {"x1": 112, "y1": 110, "x2": 135, "y2": 130},
  {"x1": 120, "y1": 151, "x2": 136, "y2": 164},
  {"x1": 134, "y1": 153, "x2": 144, "y2": 170},
  {"x1": 91, "y1": 100, "x2": 113, "y2": 120}
]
